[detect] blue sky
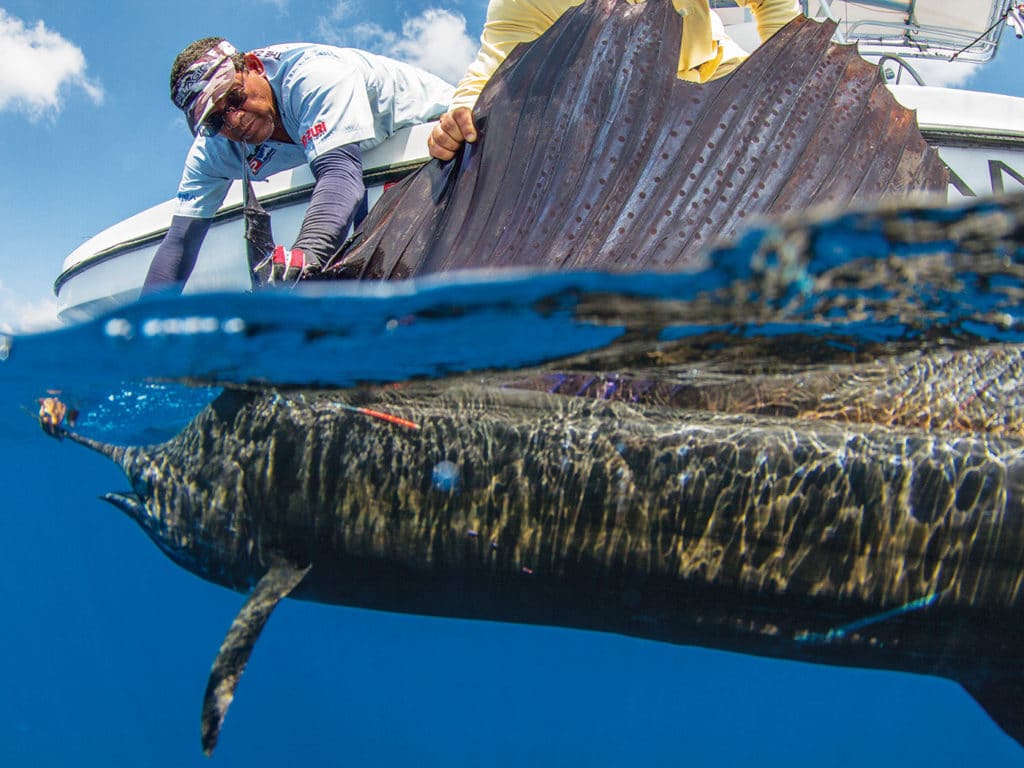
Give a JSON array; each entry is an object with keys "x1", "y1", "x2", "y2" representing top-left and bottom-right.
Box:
[{"x1": 1, "y1": 0, "x2": 1024, "y2": 333}]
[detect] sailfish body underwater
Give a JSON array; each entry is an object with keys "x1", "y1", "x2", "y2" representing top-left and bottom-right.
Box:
[
  {"x1": 46, "y1": 0, "x2": 1024, "y2": 756},
  {"x1": 60, "y1": 355, "x2": 1024, "y2": 754}
]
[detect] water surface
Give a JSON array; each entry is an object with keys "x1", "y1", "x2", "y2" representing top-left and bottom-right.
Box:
[{"x1": 1, "y1": 255, "x2": 1021, "y2": 765}]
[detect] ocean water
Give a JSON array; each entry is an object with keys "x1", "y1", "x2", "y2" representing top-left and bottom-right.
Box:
[{"x1": 2, "y1": 245, "x2": 1023, "y2": 765}]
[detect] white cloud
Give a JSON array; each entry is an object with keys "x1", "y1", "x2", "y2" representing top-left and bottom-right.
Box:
[
  {"x1": 391, "y1": 9, "x2": 478, "y2": 83},
  {"x1": 316, "y1": 6, "x2": 477, "y2": 83},
  {"x1": 320, "y1": 0, "x2": 354, "y2": 22},
  {"x1": 0, "y1": 9, "x2": 103, "y2": 121},
  {"x1": 258, "y1": 0, "x2": 291, "y2": 14},
  {"x1": 903, "y1": 59, "x2": 981, "y2": 89},
  {"x1": 0, "y1": 285, "x2": 60, "y2": 335}
]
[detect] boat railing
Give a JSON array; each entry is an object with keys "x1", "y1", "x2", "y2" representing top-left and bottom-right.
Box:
[
  {"x1": 52, "y1": 157, "x2": 429, "y2": 297},
  {"x1": 874, "y1": 54, "x2": 927, "y2": 86},
  {"x1": 847, "y1": 21, "x2": 1002, "y2": 63},
  {"x1": 793, "y1": 0, "x2": 1016, "y2": 63}
]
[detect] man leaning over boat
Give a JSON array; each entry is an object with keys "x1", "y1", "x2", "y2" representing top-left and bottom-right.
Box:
[
  {"x1": 428, "y1": 0, "x2": 802, "y2": 161},
  {"x1": 142, "y1": 38, "x2": 453, "y2": 294}
]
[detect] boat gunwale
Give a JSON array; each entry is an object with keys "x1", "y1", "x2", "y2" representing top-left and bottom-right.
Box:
[{"x1": 52, "y1": 159, "x2": 427, "y2": 296}]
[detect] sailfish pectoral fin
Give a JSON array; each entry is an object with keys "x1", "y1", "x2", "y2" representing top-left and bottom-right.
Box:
[
  {"x1": 101, "y1": 492, "x2": 148, "y2": 520},
  {"x1": 200, "y1": 558, "x2": 311, "y2": 756}
]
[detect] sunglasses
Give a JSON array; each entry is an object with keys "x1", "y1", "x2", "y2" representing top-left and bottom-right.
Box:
[{"x1": 200, "y1": 84, "x2": 248, "y2": 137}]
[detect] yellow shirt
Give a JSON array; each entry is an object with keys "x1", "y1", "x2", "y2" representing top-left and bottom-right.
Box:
[{"x1": 449, "y1": 0, "x2": 802, "y2": 110}]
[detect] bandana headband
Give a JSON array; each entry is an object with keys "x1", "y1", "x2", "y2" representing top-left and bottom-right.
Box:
[{"x1": 171, "y1": 40, "x2": 240, "y2": 136}]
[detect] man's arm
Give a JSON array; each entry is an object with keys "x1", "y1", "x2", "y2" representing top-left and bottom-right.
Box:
[
  {"x1": 141, "y1": 215, "x2": 212, "y2": 296},
  {"x1": 429, "y1": 0, "x2": 577, "y2": 160},
  {"x1": 140, "y1": 147, "x2": 364, "y2": 293},
  {"x1": 144, "y1": 139, "x2": 234, "y2": 295},
  {"x1": 451, "y1": 0, "x2": 575, "y2": 111},
  {"x1": 739, "y1": 0, "x2": 802, "y2": 43},
  {"x1": 291, "y1": 143, "x2": 365, "y2": 266},
  {"x1": 705, "y1": 0, "x2": 801, "y2": 80}
]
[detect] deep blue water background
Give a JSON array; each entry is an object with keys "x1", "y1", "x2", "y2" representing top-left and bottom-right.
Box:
[{"x1": 1, "y1": 266, "x2": 1022, "y2": 766}]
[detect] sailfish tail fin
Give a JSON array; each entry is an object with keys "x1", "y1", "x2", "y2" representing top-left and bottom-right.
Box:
[{"x1": 961, "y1": 675, "x2": 1024, "y2": 747}]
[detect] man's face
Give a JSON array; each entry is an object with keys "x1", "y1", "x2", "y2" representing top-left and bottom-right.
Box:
[{"x1": 207, "y1": 61, "x2": 278, "y2": 144}]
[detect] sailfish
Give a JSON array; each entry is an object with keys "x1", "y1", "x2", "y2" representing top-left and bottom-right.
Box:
[
  {"x1": 49, "y1": 187, "x2": 1024, "y2": 753},
  {"x1": 53, "y1": 344, "x2": 1024, "y2": 754}
]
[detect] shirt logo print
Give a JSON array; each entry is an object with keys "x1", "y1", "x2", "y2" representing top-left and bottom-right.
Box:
[{"x1": 301, "y1": 121, "x2": 328, "y2": 148}]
